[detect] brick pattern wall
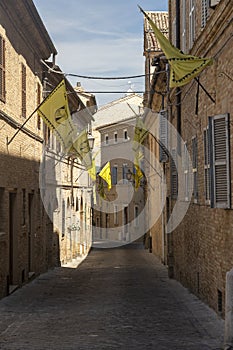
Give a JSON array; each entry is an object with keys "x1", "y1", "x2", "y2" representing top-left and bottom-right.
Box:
[{"x1": 166, "y1": 0, "x2": 233, "y2": 316}]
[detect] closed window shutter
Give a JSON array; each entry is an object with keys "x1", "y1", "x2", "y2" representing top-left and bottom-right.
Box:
[
  {"x1": 192, "y1": 136, "x2": 198, "y2": 201},
  {"x1": 201, "y1": 0, "x2": 209, "y2": 28},
  {"x1": 209, "y1": 114, "x2": 230, "y2": 208},
  {"x1": 210, "y1": 0, "x2": 220, "y2": 7},
  {"x1": 112, "y1": 166, "x2": 118, "y2": 185},
  {"x1": 204, "y1": 128, "x2": 211, "y2": 203},
  {"x1": 0, "y1": 36, "x2": 6, "y2": 102},
  {"x1": 159, "y1": 110, "x2": 168, "y2": 163},
  {"x1": 171, "y1": 148, "x2": 178, "y2": 199},
  {"x1": 37, "y1": 83, "x2": 41, "y2": 129},
  {"x1": 21, "y1": 63, "x2": 26, "y2": 118}
]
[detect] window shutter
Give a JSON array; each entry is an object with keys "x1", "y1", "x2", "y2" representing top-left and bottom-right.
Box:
[
  {"x1": 159, "y1": 110, "x2": 168, "y2": 163},
  {"x1": 21, "y1": 63, "x2": 26, "y2": 118},
  {"x1": 204, "y1": 128, "x2": 211, "y2": 203},
  {"x1": 210, "y1": 0, "x2": 220, "y2": 7},
  {"x1": 209, "y1": 114, "x2": 230, "y2": 208},
  {"x1": 201, "y1": 0, "x2": 209, "y2": 28},
  {"x1": 0, "y1": 36, "x2": 6, "y2": 102},
  {"x1": 171, "y1": 148, "x2": 178, "y2": 199},
  {"x1": 192, "y1": 137, "x2": 198, "y2": 201},
  {"x1": 112, "y1": 166, "x2": 118, "y2": 185}
]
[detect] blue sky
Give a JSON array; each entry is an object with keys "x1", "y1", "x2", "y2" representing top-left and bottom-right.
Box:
[{"x1": 34, "y1": 0, "x2": 168, "y2": 106}]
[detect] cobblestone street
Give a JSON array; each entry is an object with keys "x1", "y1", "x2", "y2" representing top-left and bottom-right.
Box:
[{"x1": 0, "y1": 243, "x2": 224, "y2": 350}]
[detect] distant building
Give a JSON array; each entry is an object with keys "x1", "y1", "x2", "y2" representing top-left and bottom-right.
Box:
[{"x1": 92, "y1": 94, "x2": 145, "y2": 247}]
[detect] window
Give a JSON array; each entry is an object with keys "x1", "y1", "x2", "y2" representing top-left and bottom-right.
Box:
[
  {"x1": 201, "y1": 0, "x2": 209, "y2": 28},
  {"x1": 204, "y1": 128, "x2": 211, "y2": 203},
  {"x1": 112, "y1": 166, "x2": 118, "y2": 185},
  {"x1": 114, "y1": 205, "x2": 118, "y2": 225},
  {"x1": 21, "y1": 63, "x2": 26, "y2": 118},
  {"x1": 134, "y1": 205, "x2": 139, "y2": 227},
  {"x1": 122, "y1": 163, "x2": 128, "y2": 184},
  {"x1": 0, "y1": 35, "x2": 5, "y2": 102},
  {"x1": 209, "y1": 114, "x2": 230, "y2": 208},
  {"x1": 171, "y1": 149, "x2": 178, "y2": 199},
  {"x1": 105, "y1": 134, "x2": 109, "y2": 145},
  {"x1": 192, "y1": 136, "x2": 198, "y2": 202},
  {"x1": 37, "y1": 83, "x2": 41, "y2": 130},
  {"x1": 172, "y1": 17, "x2": 176, "y2": 46},
  {"x1": 114, "y1": 132, "x2": 118, "y2": 143},
  {"x1": 124, "y1": 130, "x2": 128, "y2": 141},
  {"x1": 181, "y1": 0, "x2": 186, "y2": 52},
  {"x1": 189, "y1": 0, "x2": 195, "y2": 48},
  {"x1": 159, "y1": 110, "x2": 168, "y2": 163}
]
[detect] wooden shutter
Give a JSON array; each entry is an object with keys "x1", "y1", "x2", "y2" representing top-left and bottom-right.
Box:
[
  {"x1": 37, "y1": 83, "x2": 41, "y2": 129},
  {"x1": 21, "y1": 63, "x2": 26, "y2": 118},
  {"x1": 159, "y1": 110, "x2": 168, "y2": 163},
  {"x1": 192, "y1": 136, "x2": 198, "y2": 202},
  {"x1": 209, "y1": 114, "x2": 230, "y2": 208},
  {"x1": 204, "y1": 128, "x2": 211, "y2": 203},
  {"x1": 0, "y1": 36, "x2": 6, "y2": 102},
  {"x1": 171, "y1": 148, "x2": 178, "y2": 199},
  {"x1": 201, "y1": 0, "x2": 209, "y2": 28},
  {"x1": 210, "y1": 0, "x2": 220, "y2": 7}
]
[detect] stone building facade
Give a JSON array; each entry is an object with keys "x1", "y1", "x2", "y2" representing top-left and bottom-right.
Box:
[
  {"x1": 144, "y1": 0, "x2": 233, "y2": 316},
  {"x1": 0, "y1": 0, "x2": 57, "y2": 298},
  {"x1": 92, "y1": 94, "x2": 145, "y2": 247},
  {"x1": 0, "y1": 0, "x2": 96, "y2": 299}
]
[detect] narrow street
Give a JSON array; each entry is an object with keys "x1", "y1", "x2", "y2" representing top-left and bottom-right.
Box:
[{"x1": 0, "y1": 243, "x2": 224, "y2": 350}]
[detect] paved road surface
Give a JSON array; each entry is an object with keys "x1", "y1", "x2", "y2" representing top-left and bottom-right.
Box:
[{"x1": 0, "y1": 243, "x2": 224, "y2": 350}]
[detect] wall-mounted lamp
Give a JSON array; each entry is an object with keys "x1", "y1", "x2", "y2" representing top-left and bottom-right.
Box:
[{"x1": 87, "y1": 132, "x2": 95, "y2": 151}]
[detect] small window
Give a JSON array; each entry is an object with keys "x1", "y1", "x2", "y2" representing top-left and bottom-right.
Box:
[
  {"x1": 112, "y1": 166, "x2": 118, "y2": 185},
  {"x1": 122, "y1": 164, "x2": 128, "y2": 184},
  {"x1": 105, "y1": 134, "x2": 109, "y2": 145},
  {"x1": 134, "y1": 205, "x2": 139, "y2": 227},
  {"x1": 124, "y1": 130, "x2": 128, "y2": 141},
  {"x1": 114, "y1": 132, "x2": 118, "y2": 143},
  {"x1": 21, "y1": 63, "x2": 26, "y2": 118},
  {"x1": 114, "y1": 205, "x2": 118, "y2": 225}
]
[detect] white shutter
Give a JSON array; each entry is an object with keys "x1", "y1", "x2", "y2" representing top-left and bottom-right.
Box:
[
  {"x1": 192, "y1": 137, "x2": 198, "y2": 202},
  {"x1": 159, "y1": 110, "x2": 168, "y2": 163},
  {"x1": 171, "y1": 149, "x2": 178, "y2": 199},
  {"x1": 209, "y1": 114, "x2": 230, "y2": 208},
  {"x1": 201, "y1": 0, "x2": 209, "y2": 28},
  {"x1": 210, "y1": 0, "x2": 220, "y2": 7}
]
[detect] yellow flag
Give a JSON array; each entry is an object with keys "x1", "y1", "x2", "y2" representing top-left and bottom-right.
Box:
[
  {"x1": 139, "y1": 6, "x2": 213, "y2": 88},
  {"x1": 88, "y1": 159, "x2": 96, "y2": 181},
  {"x1": 132, "y1": 116, "x2": 148, "y2": 152},
  {"x1": 37, "y1": 79, "x2": 75, "y2": 151},
  {"x1": 70, "y1": 129, "x2": 92, "y2": 170},
  {"x1": 99, "y1": 162, "x2": 112, "y2": 190},
  {"x1": 133, "y1": 154, "x2": 144, "y2": 190}
]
